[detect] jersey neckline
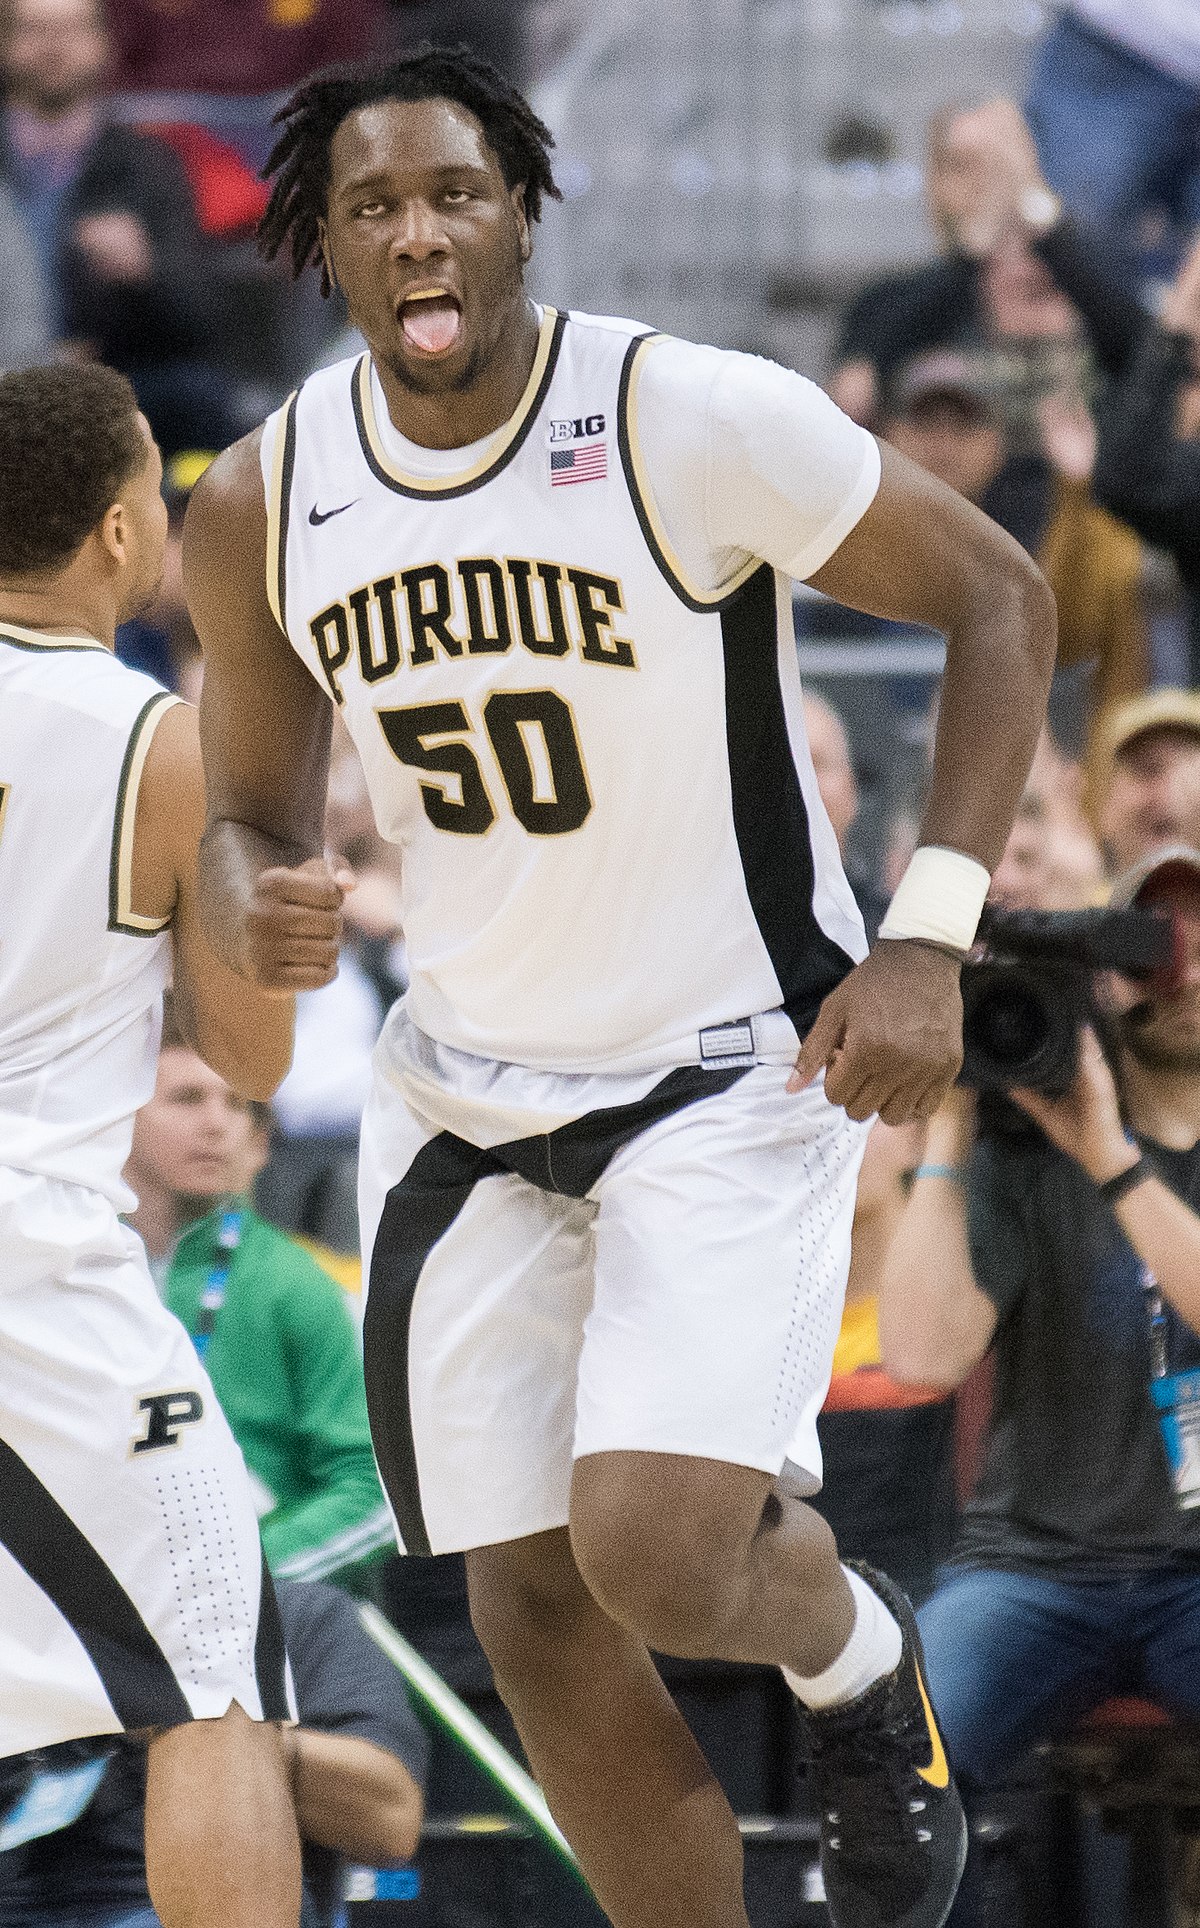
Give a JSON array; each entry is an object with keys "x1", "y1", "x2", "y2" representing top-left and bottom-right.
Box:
[
  {"x1": 351, "y1": 305, "x2": 566, "y2": 501},
  {"x1": 0, "y1": 620, "x2": 108, "y2": 654}
]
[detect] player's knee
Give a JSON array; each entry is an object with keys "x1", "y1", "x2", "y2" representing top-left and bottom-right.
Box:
[
  {"x1": 467, "y1": 1537, "x2": 596, "y2": 1689},
  {"x1": 570, "y1": 1477, "x2": 737, "y2": 1658}
]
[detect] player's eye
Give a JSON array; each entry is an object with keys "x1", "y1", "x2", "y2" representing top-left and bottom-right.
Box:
[{"x1": 353, "y1": 200, "x2": 387, "y2": 219}]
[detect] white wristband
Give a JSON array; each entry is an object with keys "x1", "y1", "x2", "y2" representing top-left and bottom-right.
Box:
[{"x1": 877, "y1": 846, "x2": 990, "y2": 957}]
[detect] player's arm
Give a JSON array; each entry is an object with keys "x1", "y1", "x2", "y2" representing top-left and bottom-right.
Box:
[
  {"x1": 131, "y1": 700, "x2": 295, "y2": 1098},
  {"x1": 282, "y1": 1726, "x2": 423, "y2": 1865},
  {"x1": 794, "y1": 440, "x2": 1057, "y2": 1123},
  {"x1": 183, "y1": 429, "x2": 348, "y2": 993}
]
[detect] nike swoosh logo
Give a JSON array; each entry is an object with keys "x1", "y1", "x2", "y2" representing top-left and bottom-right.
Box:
[
  {"x1": 308, "y1": 500, "x2": 357, "y2": 525},
  {"x1": 915, "y1": 1661, "x2": 950, "y2": 1789}
]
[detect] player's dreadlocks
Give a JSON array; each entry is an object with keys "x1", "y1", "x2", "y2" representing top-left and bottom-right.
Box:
[{"x1": 259, "y1": 45, "x2": 561, "y2": 296}]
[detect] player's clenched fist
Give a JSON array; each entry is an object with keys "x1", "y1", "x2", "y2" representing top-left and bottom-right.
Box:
[{"x1": 242, "y1": 855, "x2": 353, "y2": 991}]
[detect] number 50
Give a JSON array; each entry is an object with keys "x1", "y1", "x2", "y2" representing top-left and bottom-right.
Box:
[{"x1": 378, "y1": 690, "x2": 592, "y2": 838}]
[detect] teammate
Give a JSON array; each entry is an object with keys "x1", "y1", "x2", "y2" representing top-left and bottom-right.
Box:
[
  {"x1": 184, "y1": 49, "x2": 1057, "y2": 1928},
  {"x1": 0, "y1": 363, "x2": 318, "y2": 1928}
]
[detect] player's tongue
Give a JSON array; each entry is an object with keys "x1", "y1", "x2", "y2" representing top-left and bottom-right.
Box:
[{"x1": 401, "y1": 294, "x2": 461, "y2": 355}]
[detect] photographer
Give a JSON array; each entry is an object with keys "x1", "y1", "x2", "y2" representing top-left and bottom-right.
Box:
[{"x1": 880, "y1": 842, "x2": 1200, "y2": 1799}]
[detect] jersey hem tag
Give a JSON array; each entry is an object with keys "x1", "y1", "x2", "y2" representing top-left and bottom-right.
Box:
[{"x1": 699, "y1": 1020, "x2": 757, "y2": 1067}]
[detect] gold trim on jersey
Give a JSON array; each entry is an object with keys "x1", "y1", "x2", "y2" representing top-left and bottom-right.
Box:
[
  {"x1": 353, "y1": 307, "x2": 562, "y2": 497},
  {"x1": 109, "y1": 691, "x2": 182, "y2": 936},
  {"x1": 0, "y1": 621, "x2": 107, "y2": 654},
  {"x1": 619, "y1": 333, "x2": 760, "y2": 612},
  {"x1": 265, "y1": 389, "x2": 299, "y2": 634}
]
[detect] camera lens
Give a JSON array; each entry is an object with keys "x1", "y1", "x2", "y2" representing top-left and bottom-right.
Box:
[{"x1": 969, "y1": 981, "x2": 1051, "y2": 1070}]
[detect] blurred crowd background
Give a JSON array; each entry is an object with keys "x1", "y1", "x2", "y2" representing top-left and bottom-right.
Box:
[{"x1": 6, "y1": 3, "x2": 1200, "y2": 1925}]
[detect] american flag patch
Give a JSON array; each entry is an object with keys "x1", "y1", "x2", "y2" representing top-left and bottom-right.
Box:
[{"x1": 549, "y1": 441, "x2": 607, "y2": 486}]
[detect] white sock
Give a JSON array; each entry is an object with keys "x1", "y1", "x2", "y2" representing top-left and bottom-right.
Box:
[{"x1": 783, "y1": 1566, "x2": 904, "y2": 1712}]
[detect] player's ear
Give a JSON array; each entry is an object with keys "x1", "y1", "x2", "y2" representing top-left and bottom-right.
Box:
[
  {"x1": 512, "y1": 186, "x2": 531, "y2": 265},
  {"x1": 98, "y1": 500, "x2": 128, "y2": 570},
  {"x1": 317, "y1": 218, "x2": 339, "y2": 294}
]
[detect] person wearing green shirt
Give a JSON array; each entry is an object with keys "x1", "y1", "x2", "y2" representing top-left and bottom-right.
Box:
[{"x1": 125, "y1": 1006, "x2": 394, "y2": 1590}]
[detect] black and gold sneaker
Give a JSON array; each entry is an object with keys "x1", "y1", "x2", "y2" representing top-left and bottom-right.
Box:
[{"x1": 796, "y1": 1562, "x2": 967, "y2": 1928}]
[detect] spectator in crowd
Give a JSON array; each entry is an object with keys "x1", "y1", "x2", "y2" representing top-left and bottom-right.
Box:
[
  {"x1": 0, "y1": 1576, "x2": 428, "y2": 1928},
  {"x1": 1026, "y1": 3, "x2": 1200, "y2": 242},
  {"x1": 829, "y1": 97, "x2": 1143, "y2": 442},
  {"x1": 1093, "y1": 229, "x2": 1200, "y2": 677},
  {"x1": 990, "y1": 750, "x2": 1105, "y2": 911},
  {"x1": 0, "y1": 0, "x2": 244, "y2": 452},
  {"x1": 801, "y1": 691, "x2": 888, "y2": 939},
  {"x1": 1091, "y1": 690, "x2": 1200, "y2": 875},
  {"x1": 882, "y1": 351, "x2": 1147, "y2": 727},
  {"x1": 879, "y1": 843, "x2": 1200, "y2": 1915},
  {"x1": 0, "y1": 175, "x2": 50, "y2": 368},
  {"x1": 124, "y1": 1004, "x2": 395, "y2": 1589}
]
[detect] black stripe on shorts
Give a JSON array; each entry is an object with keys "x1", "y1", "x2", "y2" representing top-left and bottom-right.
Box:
[
  {"x1": 364, "y1": 1063, "x2": 749, "y2": 1556},
  {"x1": 0, "y1": 1436, "x2": 192, "y2": 1732}
]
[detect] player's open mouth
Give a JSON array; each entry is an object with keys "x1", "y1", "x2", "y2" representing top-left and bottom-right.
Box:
[{"x1": 399, "y1": 287, "x2": 463, "y2": 356}]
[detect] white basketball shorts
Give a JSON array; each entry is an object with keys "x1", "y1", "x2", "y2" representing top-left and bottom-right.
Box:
[
  {"x1": 359, "y1": 1012, "x2": 869, "y2": 1556},
  {"x1": 0, "y1": 1167, "x2": 288, "y2": 1760}
]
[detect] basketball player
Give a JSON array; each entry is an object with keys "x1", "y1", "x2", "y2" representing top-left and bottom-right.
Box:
[
  {"x1": 185, "y1": 50, "x2": 1056, "y2": 1928},
  {"x1": 0, "y1": 364, "x2": 314, "y2": 1928}
]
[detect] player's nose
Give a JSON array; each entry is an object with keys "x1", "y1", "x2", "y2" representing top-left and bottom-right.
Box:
[{"x1": 390, "y1": 198, "x2": 450, "y2": 261}]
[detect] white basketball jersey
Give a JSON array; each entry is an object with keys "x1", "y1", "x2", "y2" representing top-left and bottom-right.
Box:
[
  {"x1": 264, "y1": 308, "x2": 867, "y2": 1075},
  {"x1": 0, "y1": 626, "x2": 176, "y2": 1208}
]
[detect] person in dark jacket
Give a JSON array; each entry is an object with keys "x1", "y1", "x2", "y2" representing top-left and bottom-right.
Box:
[{"x1": 0, "y1": 0, "x2": 243, "y2": 452}]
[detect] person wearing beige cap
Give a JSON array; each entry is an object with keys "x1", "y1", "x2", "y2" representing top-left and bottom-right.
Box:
[{"x1": 1091, "y1": 688, "x2": 1200, "y2": 874}]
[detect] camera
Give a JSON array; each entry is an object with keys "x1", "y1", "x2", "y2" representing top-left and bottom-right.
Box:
[{"x1": 959, "y1": 905, "x2": 1177, "y2": 1095}]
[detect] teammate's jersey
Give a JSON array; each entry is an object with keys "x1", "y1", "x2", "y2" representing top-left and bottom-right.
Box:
[
  {"x1": 0, "y1": 626, "x2": 176, "y2": 1208},
  {"x1": 263, "y1": 307, "x2": 870, "y2": 1076}
]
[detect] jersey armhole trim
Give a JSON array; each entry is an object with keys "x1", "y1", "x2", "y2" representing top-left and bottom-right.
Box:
[
  {"x1": 108, "y1": 690, "x2": 183, "y2": 936},
  {"x1": 265, "y1": 389, "x2": 300, "y2": 635},
  {"x1": 617, "y1": 333, "x2": 762, "y2": 615},
  {"x1": 350, "y1": 306, "x2": 565, "y2": 499}
]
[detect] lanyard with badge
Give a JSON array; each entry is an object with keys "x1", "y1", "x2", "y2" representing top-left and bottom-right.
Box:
[
  {"x1": 1144, "y1": 1262, "x2": 1200, "y2": 1509},
  {"x1": 191, "y1": 1207, "x2": 242, "y2": 1362}
]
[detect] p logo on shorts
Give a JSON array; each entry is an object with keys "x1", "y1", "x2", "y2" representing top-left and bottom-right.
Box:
[{"x1": 131, "y1": 1390, "x2": 204, "y2": 1455}]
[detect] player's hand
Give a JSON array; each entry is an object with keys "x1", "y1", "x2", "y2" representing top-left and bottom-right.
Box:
[
  {"x1": 1010, "y1": 1025, "x2": 1136, "y2": 1183},
  {"x1": 788, "y1": 941, "x2": 964, "y2": 1125},
  {"x1": 241, "y1": 855, "x2": 354, "y2": 993}
]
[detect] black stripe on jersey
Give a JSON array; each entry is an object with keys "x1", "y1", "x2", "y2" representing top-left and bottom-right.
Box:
[
  {"x1": 276, "y1": 387, "x2": 300, "y2": 635},
  {"x1": 253, "y1": 1547, "x2": 291, "y2": 1721},
  {"x1": 350, "y1": 311, "x2": 567, "y2": 501},
  {"x1": 364, "y1": 1063, "x2": 748, "y2": 1556},
  {"x1": 721, "y1": 565, "x2": 856, "y2": 1036},
  {"x1": 108, "y1": 690, "x2": 176, "y2": 936},
  {"x1": 0, "y1": 1435, "x2": 193, "y2": 1732}
]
